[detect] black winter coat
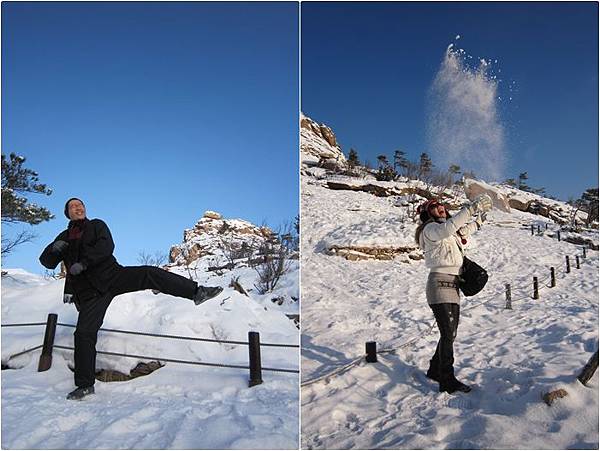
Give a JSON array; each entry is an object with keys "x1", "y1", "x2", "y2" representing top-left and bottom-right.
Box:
[{"x1": 40, "y1": 218, "x2": 122, "y2": 302}]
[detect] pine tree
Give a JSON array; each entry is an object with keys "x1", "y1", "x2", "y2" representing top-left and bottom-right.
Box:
[
  {"x1": 1, "y1": 153, "x2": 54, "y2": 256},
  {"x1": 347, "y1": 148, "x2": 360, "y2": 169},
  {"x1": 418, "y1": 152, "x2": 433, "y2": 180},
  {"x1": 518, "y1": 172, "x2": 531, "y2": 192},
  {"x1": 582, "y1": 188, "x2": 599, "y2": 225},
  {"x1": 448, "y1": 164, "x2": 461, "y2": 184},
  {"x1": 375, "y1": 154, "x2": 396, "y2": 181},
  {"x1": 393, "y1": 150, "x2": 410, "y2": 176}
]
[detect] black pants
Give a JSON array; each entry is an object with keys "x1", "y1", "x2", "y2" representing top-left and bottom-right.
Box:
[
  {"x1": 428, "y1": 303, "x2": 460, "y2": 383},
  {"x1": 73, "y1": 266, "x2": 197, "y2": 388}
]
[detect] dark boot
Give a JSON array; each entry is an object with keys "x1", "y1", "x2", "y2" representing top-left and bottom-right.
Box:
[
  {"x1": 66, "y1": 385, "x2": 95, "y2": 400},
  {"x1": 193, "y1": 286, "x2": 223, "y2": 305},
  {"x1": 439, "y1": 376, "x2": 471, "y2": 394}
]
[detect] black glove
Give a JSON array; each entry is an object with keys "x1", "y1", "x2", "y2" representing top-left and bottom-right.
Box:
[
  {"x1": 51, "y1": 240, "x2": 69, "y2": 254},
  {"x1": 69, "y1": 262, "x2": 87, "y2": 275}
]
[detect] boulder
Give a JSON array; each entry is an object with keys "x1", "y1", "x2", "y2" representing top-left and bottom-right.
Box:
[
  {"x1": 203, "y1": 211, "x2": 222, "y2": 220},
  {"x1": 464, "y1": 178, "x2": 511, "y2": 212}
]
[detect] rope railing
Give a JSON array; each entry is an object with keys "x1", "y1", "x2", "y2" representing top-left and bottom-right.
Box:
[
  {"x1": 52, "y1": 345, "x2": 299, "y2": 374},
  {"x1": 54, "y1": 323, "x2": 299, "y2": 348},
  {"x1": 2, "y1": 315, "x2": 299, "y2": 385}
]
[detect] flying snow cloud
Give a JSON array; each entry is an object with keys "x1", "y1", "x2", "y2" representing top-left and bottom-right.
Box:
[{"x1": 426, "y1": 40, "x2": 507, "y2": 181}]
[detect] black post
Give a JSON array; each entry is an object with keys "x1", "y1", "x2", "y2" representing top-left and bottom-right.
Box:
[
  {"x1": 557, "y1": 230, "x2": 561, "y2": 241},
  {"x1": 531, "y1": 224, "x2": 534, "y2": 236},
  {"x1": 578, "y1": 350, "x2": 599, "y2": 386},
  {"x1": 537, "y1": 224, "x2": 541, "y2": 234},
  {"x1": 550, "y1": 267, "x2": 556, "y2": 288},
  {"x1": 533, "y1": 277, "x2": 539, "y2": 300},
  {"x1": 505, "y1": 284, "x2": 512, "y2": 309},
  {"x1": 583, "y1": 247, "x2": 587, "y2": 259},
  {"x1": 38, "y1": 313, "x2": 58, "y2": 372},
  {"x1": 566, "y1": 256, "x2": 571, "y2": 274},
  {"x1": 545, "y1": 223, "x2": 548, "y2": 230},
  {"x1": 248, "y1": 331, "x2": 263, "y2": 387},
  {"x1": 366, "y1": 341, "x2": 377, "y2": 363},
  {"x1": 576, "y1": 255, "x2": 580, "y2": 269}
]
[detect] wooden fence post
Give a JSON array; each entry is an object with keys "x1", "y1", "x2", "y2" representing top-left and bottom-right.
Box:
[
  {"x1": 505, "y1": 284, "x2": 512, "y2": 309},
  {"x1": 576, "y1": 256, "x2": 580, "y2": 269},
  {"x1": 248, "y1": 331, "x2": 263, "y2": 387},
  {"x1": 38, "y1": 313, "x2": 58, "y2": 372},
  {"x1": 537, "y1": 224, "x2": 541, "y2": 234},
  {"x1": 531, "y1": 224, "x2": 535, "y2": 236},
  {"x1": 583, "y1": 247, "x2": 587, "y2": 259},
  {"x1": 550, "y1": 267, "x2": 556, "y2": 288},
  {"x1": 533, "y1": 277, "x2": 539, "y2": 300},
  {"x1": 366, "y1": 341, "x2": 378, "y2": 363},
  {"x1": 566, "y1": 256, "x2": 571, "y2": 274},
  {"x1": 557, "y1": 231, "x2": 561, "y2": 241}
]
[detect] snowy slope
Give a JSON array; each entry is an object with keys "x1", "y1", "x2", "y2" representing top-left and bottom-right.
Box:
[
  {"x1": 1, "y1": 214, "x2": 299, "y2": 449},
  {"x1": 300, "y1": 174, "x2": 599, "y2": 449}
]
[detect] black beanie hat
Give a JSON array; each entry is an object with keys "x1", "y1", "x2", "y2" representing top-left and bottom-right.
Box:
[{"x1": 64, "y1": 198, "x2": 85, "y2": 219}]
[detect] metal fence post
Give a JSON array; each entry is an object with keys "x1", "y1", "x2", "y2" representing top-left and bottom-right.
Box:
[
  {"x1": 557, "y1": 231, "x2": 561, "y2": 241},
  {"x1": 38, "y1": 313, "x2": 58, "y2": 372},
  {"x1": 537, "y1": 224, "x2": 541, "y2": 234},
  {"x1": 550, "y1": 267, "x2": 556, "y2": 288},
  {"x1": 583, "y1": 247, "x2": 587, "y2": 259},
  {"x1": 531, "y1": 224, "x2": 534, "y2": 236},
  {"x1": 248, "y1": 331, "x2": 263, "y2": 387},
  {"x1": 366, "y1": 341, "x2": 377, "y2": 363},
  {"x1": 505, "y1": 284, "x2": 512, "y2": 309},
  {"x1": 533, "y1": 277, "x2": 539, "y2": 300},
  {"x1": 566, "y1": 256, "x2": 571, "y2": 274},
  {"x1": 576, "y1": 255, "x2": 580, "y2": 269}
]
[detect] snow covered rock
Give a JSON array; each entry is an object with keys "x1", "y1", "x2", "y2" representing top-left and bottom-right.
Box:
[
  {"x1": 169, "y1": 213, "x2": 273, "y2": 267},
  {"x1": 464, "y1": 178, "x2": 511, "y2": 212},
  {"x1": 300, "y1": 113, "x2": 346, "y2": 168}
]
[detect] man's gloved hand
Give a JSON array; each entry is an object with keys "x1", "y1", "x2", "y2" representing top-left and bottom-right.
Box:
[
  {"x1": 51, "y1": 240, "x2": 69, "y2": 254},
  {"x1": 469, "y1": 194, "x2": 493, "y2": 215},
  {"x1": 69, "y1": 262, "x2": 87, "y2": 275}
]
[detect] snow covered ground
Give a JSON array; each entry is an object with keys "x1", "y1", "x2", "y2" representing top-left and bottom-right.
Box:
[
  {"x1": 1, "y1": 262, "x2": 299, "y2": 449},
  {"x1": 301, "y1": 174, "x2": 599, "y2": 449}
]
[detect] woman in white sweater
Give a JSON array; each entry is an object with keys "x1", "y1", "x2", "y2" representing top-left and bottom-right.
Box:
[{"x1": 415, "y1": 194, "x2": 492, "y2": 393}]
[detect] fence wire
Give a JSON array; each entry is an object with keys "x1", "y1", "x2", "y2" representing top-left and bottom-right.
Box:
[{"x1": 52, "y1": 344, "x2": 299, "y2": 374}]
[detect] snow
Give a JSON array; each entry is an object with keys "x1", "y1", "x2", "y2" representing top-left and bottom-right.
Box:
[
  {"x1": 2, "y1": 237, "x2": 299, "y2": 448},
  {"x1": 301, "y1": 172, "x2": 599, "y2": 449}
]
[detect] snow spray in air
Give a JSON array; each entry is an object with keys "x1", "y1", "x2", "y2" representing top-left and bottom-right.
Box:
[{"x1": 426, "y1": 38, "x2": 506, "y2": 181}]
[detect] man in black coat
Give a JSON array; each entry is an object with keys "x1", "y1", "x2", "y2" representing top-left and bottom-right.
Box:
[{"x1": 40, "y1": 198, "x2": 223, "y2": 400}]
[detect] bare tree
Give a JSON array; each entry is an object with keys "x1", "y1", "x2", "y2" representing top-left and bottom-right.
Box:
[
  {"x1": 137, "y1": 250, "x2": 168, "y2": 267},
  {"x1": 1, "y1": 229, "x2": 36, "y2": 257},
  {"x1": 253, "y1": 223, "x2": 295, "y2": 294}
]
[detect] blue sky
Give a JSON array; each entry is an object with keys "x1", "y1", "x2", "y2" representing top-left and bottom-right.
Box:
[
  {"x1": 2, "y1": 2, "x2": 299, "y2": 274},
  {"x1": 302, "y1": 2, "x2": 598, "y2": 199}
]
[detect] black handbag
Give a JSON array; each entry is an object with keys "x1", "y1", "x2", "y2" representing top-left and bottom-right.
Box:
[{"x1": 459, "y1": 256, "x2": 488, "y2": 297}]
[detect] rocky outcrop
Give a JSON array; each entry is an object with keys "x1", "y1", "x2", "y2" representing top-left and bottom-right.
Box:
[
  {"x1": 328, "y1": 245, "x2": 423, "y2": 262},
  {"x1": 300, "y1": 113, "x2": 346, "y2": 168},
  {"x1": 168, "y1": 211, "x2": 274, "y2": 267}
]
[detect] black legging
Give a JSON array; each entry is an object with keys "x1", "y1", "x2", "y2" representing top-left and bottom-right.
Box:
[
  {"x1": 428, "y1": 303, "x2": 460, "y2": 383},
  {"x1": 73, "y1": 266, "x2": 197, "y2": 388}
]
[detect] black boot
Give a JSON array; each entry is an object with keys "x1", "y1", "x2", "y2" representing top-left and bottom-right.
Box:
[
  {"x1": 66, "y1": 385, "x2": 95, "y2": 400},
  {"x1": 439, "y1": 377, "x2": 471, "y2": 394},
  {"x1": 193, "y1": 286, "x2": 223, "y2": 305}
]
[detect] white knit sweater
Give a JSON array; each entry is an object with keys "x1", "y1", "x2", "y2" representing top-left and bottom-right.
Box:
[{"x1": 418, "y1": 207, "x2": 479, "y2": 275}]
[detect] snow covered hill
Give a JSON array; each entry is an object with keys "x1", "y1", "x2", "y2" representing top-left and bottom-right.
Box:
[
  {"x1": 300, "y1": 117, "x2": 598, "y2": 449},
  {"x1": 1, "y1": 212, "x2": 299, "y2": 449}
]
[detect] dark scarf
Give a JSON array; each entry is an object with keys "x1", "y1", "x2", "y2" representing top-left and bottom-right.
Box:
[{"x1": 65, "y1": 219, "x2": 88, "y2": 268}]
